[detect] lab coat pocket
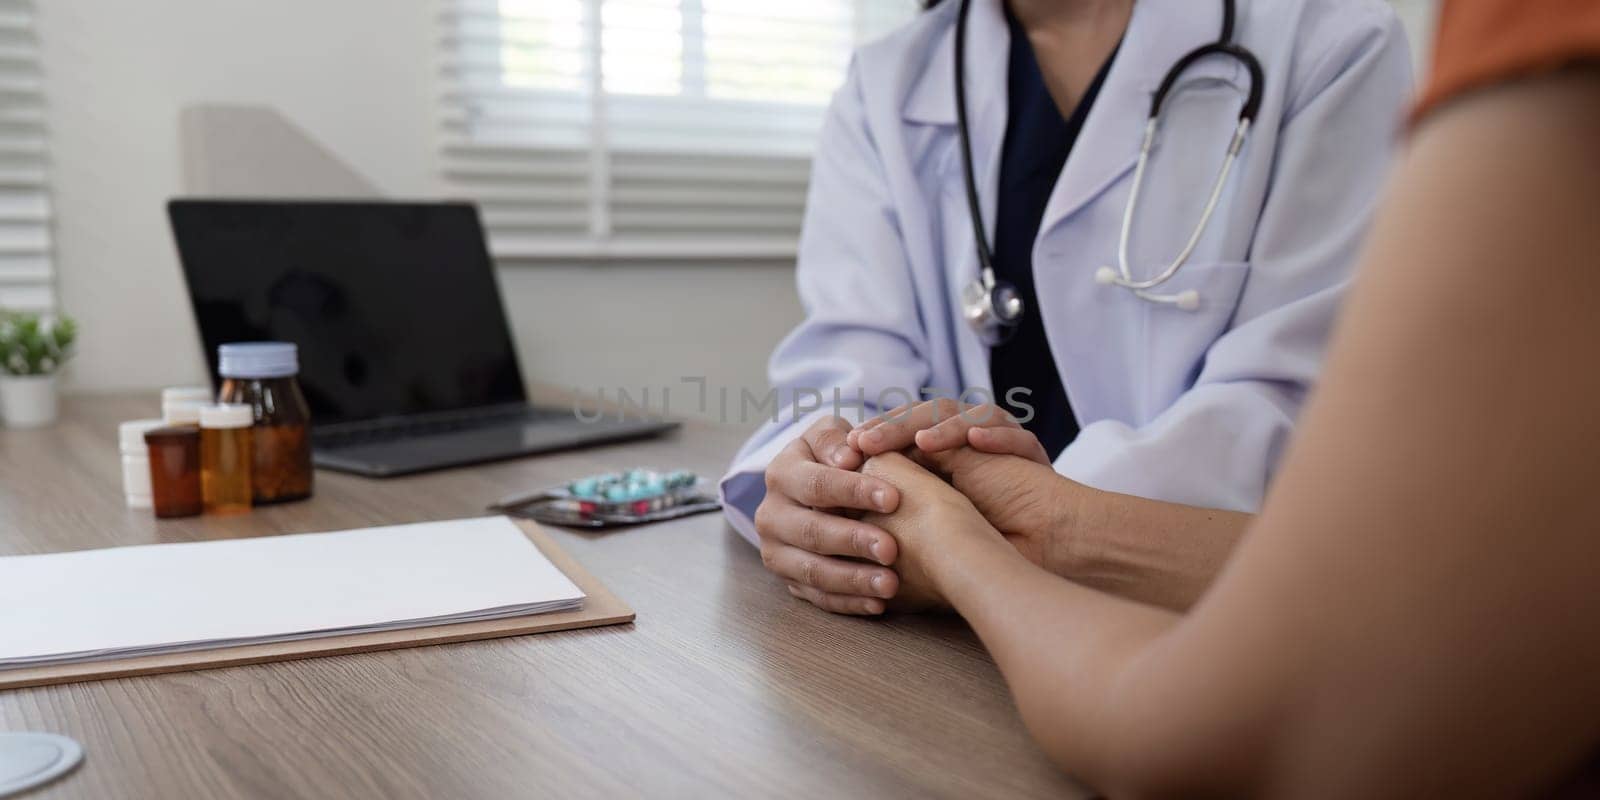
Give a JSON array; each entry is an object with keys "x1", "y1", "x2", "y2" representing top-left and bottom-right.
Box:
[{"x1": 1140, "y1": 260, "x2": 1251, "y2": 414}]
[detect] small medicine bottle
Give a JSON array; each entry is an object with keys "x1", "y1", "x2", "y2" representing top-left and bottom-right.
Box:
[
  {"x1": 119, "y1": 419, "x2": 165, "y2": 509},
  {"x1": 217, "y1": 342, "x2": 314, "y2": 504},
  {"x1": 161, "y1": 386, "x2": 214, "y2": 424},
  {"x1": 200, "y1": 404, "x2": 254, "y2": 515},
  {"x1": 144, "y1": 425, "x2": 203, "y2": 518}
]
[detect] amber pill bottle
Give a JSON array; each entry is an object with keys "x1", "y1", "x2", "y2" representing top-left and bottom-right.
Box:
[
  {"x1": 217, "y1": 342, "x2": 314, "y2": 504},
  {"x1": 144, "y1": 425, "x2": 203, "y2": 518},
  {"x1": 200, "y1": 404, "x2": 254, "y2": 515}
]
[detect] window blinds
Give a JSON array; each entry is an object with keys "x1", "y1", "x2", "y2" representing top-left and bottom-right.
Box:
[
  {"x1": 438, "y1": 0, "x2": 917, "y2": 260},
  {"x1": 0, "y1": 0, "x2": 50, "y2": 311}
]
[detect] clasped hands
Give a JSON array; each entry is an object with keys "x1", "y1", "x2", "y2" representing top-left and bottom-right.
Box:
[{"x1": 753, "y1": 400, "x2": 1084, "y2": 616}]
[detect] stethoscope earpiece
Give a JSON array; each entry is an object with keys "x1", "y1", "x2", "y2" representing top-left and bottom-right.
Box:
[
  {"x1": 1134, "y1": 288, "x2": 1202, "y2": 311},
  {"x1": 1101, "y1": 267, "x2": 1203, "y2": 312}
]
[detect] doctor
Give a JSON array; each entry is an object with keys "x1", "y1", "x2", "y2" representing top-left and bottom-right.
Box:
[{"x1": 720, "y1": 0, "x2": 1413, "y2": 615}]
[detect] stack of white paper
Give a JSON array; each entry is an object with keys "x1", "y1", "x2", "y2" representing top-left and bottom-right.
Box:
[{"x1": 0, "y1": 516, "x2": 585, "y2": 668}]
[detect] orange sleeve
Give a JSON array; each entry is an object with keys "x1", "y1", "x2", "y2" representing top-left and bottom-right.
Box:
[{"x1": 1414, "y1": 0, "x2": 1600, "y2": 120}]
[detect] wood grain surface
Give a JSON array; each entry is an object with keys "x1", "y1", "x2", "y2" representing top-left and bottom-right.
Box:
[{"x1": 0, "y1": 395, "x2": 1086, "y2": 799}]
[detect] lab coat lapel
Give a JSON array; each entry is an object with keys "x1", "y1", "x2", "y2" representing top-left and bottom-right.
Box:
[
  {"x1": 902, "y1": 0, "x2": 1010, "y2": 391},
  {"x1": 1036, "y1": 0, "x2": 1241, "y2": 424},
  {"x1": 1038, "y1": 0, "x2": 1233, "y2": 236},
  {"x1": 903, "y1": 0, "x2": 1008, "y2": 258}
]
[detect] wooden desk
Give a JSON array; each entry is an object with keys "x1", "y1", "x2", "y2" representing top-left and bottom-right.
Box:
[{"x1": 0, "y1": 396, "x2": 1084, "y2": 799}]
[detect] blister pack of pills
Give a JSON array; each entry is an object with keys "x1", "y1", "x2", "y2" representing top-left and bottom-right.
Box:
[{"x1": 490, "y1": 468, "x2": 722, "y2": 529}]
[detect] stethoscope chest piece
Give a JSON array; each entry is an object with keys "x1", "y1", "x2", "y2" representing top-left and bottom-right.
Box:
[{"x1": 961, "y1": 271, "x2": 1024, "y2": 346}]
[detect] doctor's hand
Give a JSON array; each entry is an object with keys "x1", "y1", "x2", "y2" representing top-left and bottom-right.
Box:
[
  {"x1": 924, "y1": 445, "x2": 1251, "y2": 612},
  {"x1": 755, "y1": 416, "x2": 904, "y2": 616},
  {"x1": 849, "y1": 399, "x2": 1051, "y2": 466},
  {"x1": 911, "y1": 446, "x2": 1086, "y2": 579}
]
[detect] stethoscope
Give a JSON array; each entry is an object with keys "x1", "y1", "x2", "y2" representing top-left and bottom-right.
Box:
[{"x1": 957, "y1": 0, "x2": 1264, "y2": 345}]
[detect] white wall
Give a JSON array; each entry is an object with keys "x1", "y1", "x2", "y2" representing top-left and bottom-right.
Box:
[
  {"x1": 497, "y1": 262, "x2": 800, "y2": 407},
  {"x1": 38, "y1": 0, "x2": 439, "y2": 391},
  {"x1": 37, "y1": 0, "x2": 803, "y2": 403}
]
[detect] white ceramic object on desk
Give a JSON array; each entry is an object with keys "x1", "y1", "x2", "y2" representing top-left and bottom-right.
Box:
[
  {"x1": 0, "y1": 732, "x2": 84, "y2": 797},
  {"x1": 0, "y1": 374, "x2": 59, "y2": 429}
]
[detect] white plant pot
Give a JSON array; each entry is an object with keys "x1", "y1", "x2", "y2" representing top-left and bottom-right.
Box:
[{"x1": 0, "y1": 374, "x2": 59, "y2": 429}]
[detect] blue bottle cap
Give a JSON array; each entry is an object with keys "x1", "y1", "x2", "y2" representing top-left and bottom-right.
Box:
[{"x1": 218, "y1": 342, "x2": 299, "y2": 379}]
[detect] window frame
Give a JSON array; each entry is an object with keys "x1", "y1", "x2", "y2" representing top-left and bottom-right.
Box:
[{"x1": 437, "y1": 0, "x2": 913, "y2": 262}]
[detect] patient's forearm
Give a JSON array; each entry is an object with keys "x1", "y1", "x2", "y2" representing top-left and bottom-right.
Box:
[
  {"x1": 1055, "y1": 487, "x2": 1250, "y2": 611},
  {"x1": 940, "y1": 71, "x2": 1600, "y2": 798},
  {"x1": 929, "y1": 532, "x2": 1187, "y2": 790}
]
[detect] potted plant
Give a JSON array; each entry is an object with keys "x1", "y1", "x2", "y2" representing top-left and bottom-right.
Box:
[{"x1": 0, "y1": 311, "x2": 78, "y2": 428}]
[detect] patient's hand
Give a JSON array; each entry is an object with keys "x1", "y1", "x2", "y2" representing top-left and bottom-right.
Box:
[{"x1": 859, "y1": 452, "x2": 1008, "y2": 612}]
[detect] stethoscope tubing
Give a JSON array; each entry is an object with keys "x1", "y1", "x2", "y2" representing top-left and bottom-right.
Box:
[
  {"x1": 953, "y1": 0, "x2": 998, "y2": 292},
  {"x1": 956, "y1": 0, "x2": 1265, "y2": 336},
  {"x1": 1106, "y1": 116, "x2": 1250, "y2": 292}
]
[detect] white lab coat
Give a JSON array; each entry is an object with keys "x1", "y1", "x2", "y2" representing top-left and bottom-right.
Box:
[{"x1": 720, "y1": 0, "x2": 1413, "y2": 543}]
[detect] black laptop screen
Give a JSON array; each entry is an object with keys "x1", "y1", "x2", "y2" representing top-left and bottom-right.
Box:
[{"x1": 169, "y1": 201, "x2": 527, "y2": 427}]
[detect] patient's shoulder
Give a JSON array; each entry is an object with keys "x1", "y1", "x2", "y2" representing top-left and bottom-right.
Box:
[{"x1": 1416, "y1": 0, "x2": 1600, "y2": 120}]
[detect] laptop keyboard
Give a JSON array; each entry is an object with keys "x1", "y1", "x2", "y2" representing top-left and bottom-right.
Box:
[{"x1": 314, "y1": 406, "x2": 568, "y2": 449}]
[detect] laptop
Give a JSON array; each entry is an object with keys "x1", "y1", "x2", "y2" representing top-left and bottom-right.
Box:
[{"x1": 168, "y1": 199, "x2": 676, "y2": 477}]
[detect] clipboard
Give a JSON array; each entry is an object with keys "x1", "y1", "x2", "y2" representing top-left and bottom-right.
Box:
[{"x1": 0, "y1": 520, "x2": 634, "y2": 692}]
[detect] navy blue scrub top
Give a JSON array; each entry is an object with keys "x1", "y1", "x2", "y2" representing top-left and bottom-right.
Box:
[{"x1": 989, "y1": 9, "x2": 1116, "y2": 460}]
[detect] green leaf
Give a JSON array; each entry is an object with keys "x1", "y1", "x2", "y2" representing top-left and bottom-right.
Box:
[
  {"x1": 51, "y1": 315, "x2": 77, "y2": 352},
  {"x1": 0, "y1": 311, "x2": 79, "y2": 375}
]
